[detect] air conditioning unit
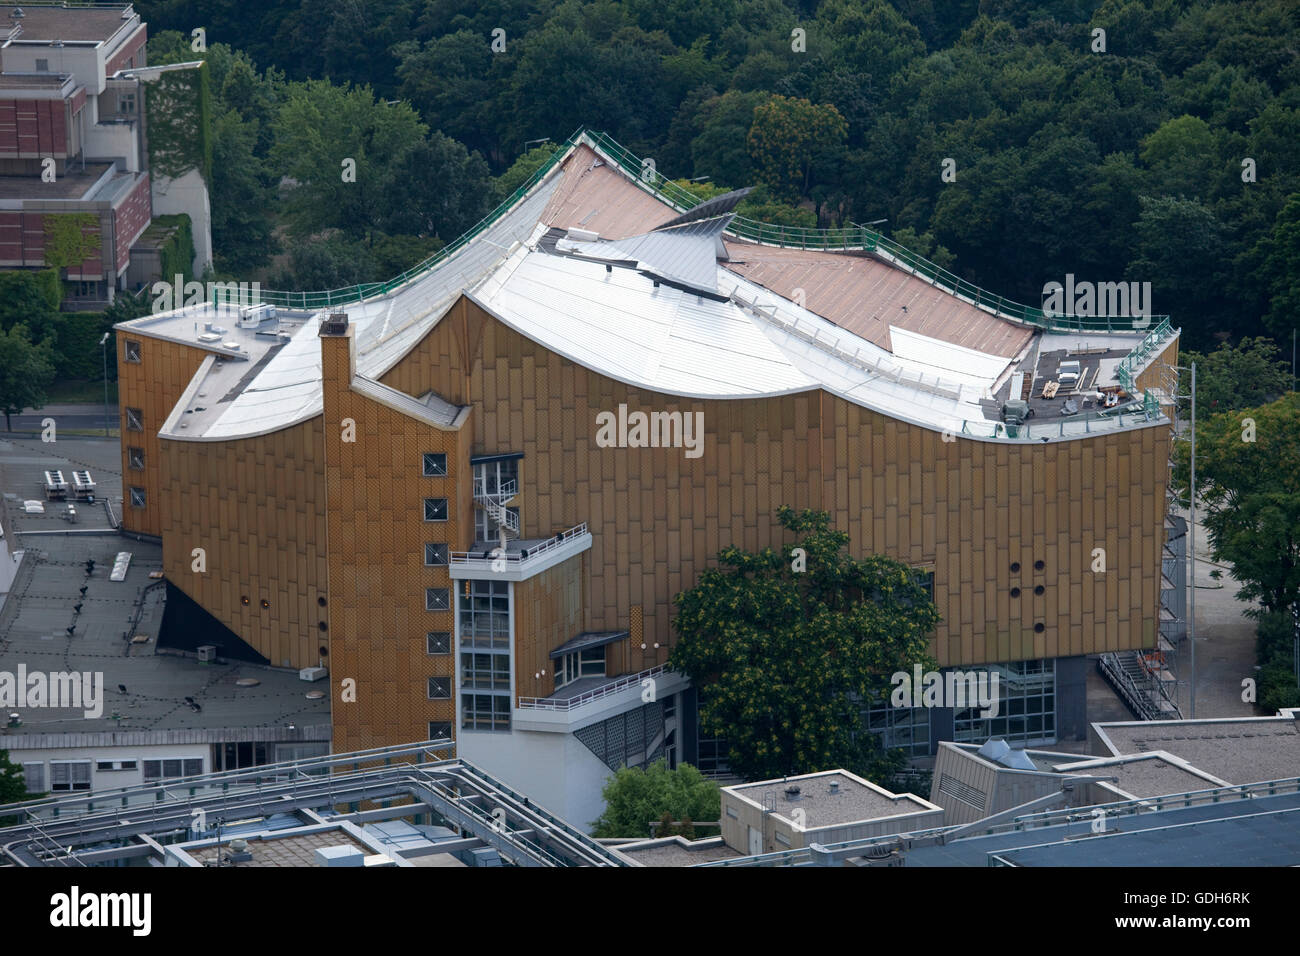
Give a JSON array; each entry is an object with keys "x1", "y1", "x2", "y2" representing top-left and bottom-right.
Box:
[
  {"x1": 239, "y1": 303, "x2": 275, "y2": 328},
  {"x1": 197, "y1": 645, "x2": 217, "y2": 663},
  {"x1": 299, "y1": 666, "x2": 328, "y2": 682}
]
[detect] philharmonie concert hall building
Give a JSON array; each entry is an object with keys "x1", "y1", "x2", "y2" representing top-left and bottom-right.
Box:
[{"x1": 113, "y1": 131, "x2": 1182, "y2": 825}]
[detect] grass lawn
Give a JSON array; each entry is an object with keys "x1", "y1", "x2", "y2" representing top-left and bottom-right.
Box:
[{"x1": 47, "y1": 379, "x2": 119, "y2": 404}]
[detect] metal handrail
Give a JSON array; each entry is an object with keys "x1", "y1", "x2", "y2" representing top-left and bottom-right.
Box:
[
  {"x1": 584, "y1": 131, "x2": 1169, "y2": 333},
  {"x1": 472, "y1": 476, "x2": 518, "y2": 502},
  {"x1": 518, "y1": 663, "x2": 667, "y2": 712},
  {"x1": 698, "y1": 776, "x2": 1300, "y2": 867},
  {"x1": 247, "y1": 128, "x2": 587, "y2": 310},
  {"x1": 244, "y1": 128, "x2": 1174, "y2": 441},
  {"x1": 450, "y1": 522, "x2": 588, "y2": 565}
]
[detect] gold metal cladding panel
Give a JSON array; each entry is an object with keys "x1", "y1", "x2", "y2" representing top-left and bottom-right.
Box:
[
  {"x1": 383, "y1": 297, "x2": 1170, "y2": 669},
  {"x1": 159, "y1": 416, "x2": 329, "y2": 670},
  {"x1": 514, "y1": 554, "x2": 586, "y2": 701},
  {"x1": 321, "y1": 330, "x2": 466, "y2": 756},
  {"x1": 116, "y1": 335, "x2": 209, "y2": 537}
]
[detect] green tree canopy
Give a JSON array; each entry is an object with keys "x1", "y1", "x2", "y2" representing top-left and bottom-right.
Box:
[
  {"x1": 0, "y1": 749, "x2": 30, "y2": 817},
  {"x1": 1179, "y1": 337, "x2": 1293, "y2": 414},
  {"x1": 43, "y1": 214, "x2": 102, "y2": 277},
  {"x1": 272, "y1": 80, "x2": 429, "y2": 242},
  {"x1": 492, "y1": 143, "x2": 561, "y2": 205},
  {"x1": 747, "y1": 94, "x2": 847, "y2": 202},
  {"x1": 669, "y1": 506, "x2": 939, "y2": 780},
  {"x1": 0, "y1": 323, "x2": 56, "y2": 430},
  {"x1": 1248, "y1": 193, "x2": 1300, "y2": 339},
  {"x1": 1173, "y1": 391, "x2": 1300, "y2": 616},
  {"x1": 590, "y1": 760, "x2": 720, "y2": 838}
]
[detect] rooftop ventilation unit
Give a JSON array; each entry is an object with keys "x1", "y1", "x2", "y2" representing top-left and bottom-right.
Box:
[
  {"x1": 828, "y1": 779, "x2": 841, "y2": 794},
  {"x1": 783, "y1": 786, "x2": 801, "y2": 801},
  {"x1": 197, "y1": 645, "x2": 217, "y2": 663},
  {"x1": 238, "y1": 303, "x2": 276, "y2": 328},
  {"x1": 197, "y1": 332, "x2": 221, "y2": 343},
  {"x1": 223, "y1": 341, "x2": 240, "y2": 351},
  {"x1": 315, "y1": 845, "x2": 365, "y2": 867},
  {"x1": 43, "y1": 470, "x2": 68, "y2": 499},
  {"x1": 299, "y1": 666, "x2": 328, "y2": 682}
]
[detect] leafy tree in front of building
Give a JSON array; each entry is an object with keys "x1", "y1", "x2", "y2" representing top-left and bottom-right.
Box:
[
  {"x1": 43, "y1": 214, "x2": 103, "y2": 285},
  {"x1": 0, "y1": 749, "x2": 30, "y2": 823},
  {"x1": 670, "y1": 506, "x2": 939, "y2": 781},
  {"x1": 1254, "y1": 607, "x2": 1300, "y2": 713},
  {"x1": 1179, "y1": 337, "x2": 1294, "y2": 414},
  {"x1": 591, "y1": 760, "x2": 720, "y2": 838},
  {"x1": 0, "y1": 323, "x2": 57, "y2": 430},
  {"x1": 1174, "y1": 391, "x2": 1300, "y2": 618}
]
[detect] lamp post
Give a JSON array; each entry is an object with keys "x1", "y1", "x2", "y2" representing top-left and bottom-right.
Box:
[{"x1": 99, "y1": 331, "x2": 110, "y2": 436}]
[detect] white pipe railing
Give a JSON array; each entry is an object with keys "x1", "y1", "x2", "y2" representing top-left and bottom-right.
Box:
[
  {"x1": 450, "y1": 522, "x2": 588, "y2": 566},
  {"x1": 518, "y1": 663, "x2": 667, "y2": 712}
]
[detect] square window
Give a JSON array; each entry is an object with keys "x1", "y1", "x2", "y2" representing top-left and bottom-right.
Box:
[
  {"x1": 422, "y1": 453, "x2": 446, "y2": 477},
  {"x1": 424, "y1": 498, "x2": 448, "y2": 521},
  {"x1": 125, "y1": 407, "x2": 143, "y2": 431},
  {"x1": 124, "y1": 339, "x2": 141, "y2": 363},
  {"x1": 128, "y1": 446, "x2": 144, "y2": 470},
  {"x1": 427, "y1": 677, "x2": 451, "y2": 699},
  {"x1": 424, "y1": 542, "x2": 448, "y2": 566},
  {"x1": 425, "y1": 588, "x2": 450, "y2": 611},
  {"x1": 428, "y1": 721, "x2": 452, "y2": 741},
  {"x1": 426, "y1": 632, "x2": 451, "y2": 655},
  {"x1": 129, "y1": 486, "x2": 146, "y2": 508},
  {"x1": 35, "y1": 58, "x2": 48, "y2": 72}
]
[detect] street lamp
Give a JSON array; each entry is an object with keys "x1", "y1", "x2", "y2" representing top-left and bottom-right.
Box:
[{"x1": 99, "y1": 331, "x2": 110, "y2": 437}]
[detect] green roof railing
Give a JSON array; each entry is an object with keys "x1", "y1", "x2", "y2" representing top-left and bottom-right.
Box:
[
  {"x1": 246, "y1": 127, "x2": 1170, "y2": 340},
  {"x1": 239, "y1": 128, "x2": 590, "y2": 311},
  {"x1": 238, "y1": 128, "x2": 1175, "y2": 438},
  {"x1": 583, "y1": 131, "x2": 1169, "y2": 336}
]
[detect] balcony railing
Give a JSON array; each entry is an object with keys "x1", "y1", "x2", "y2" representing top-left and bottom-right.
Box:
[
  {"x1": 450, "y1": 522, "x2": 588, "y2": 566},
  {"x1": 518, "y1": 663, "x2": 667, "y2": 712}
]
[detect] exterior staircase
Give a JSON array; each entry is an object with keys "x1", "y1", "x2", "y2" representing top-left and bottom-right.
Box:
[{"x1": 474, "y1": 476, "x2": 520, "y2": 539}]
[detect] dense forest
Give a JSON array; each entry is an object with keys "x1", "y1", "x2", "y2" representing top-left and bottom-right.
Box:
[{"x1": 132, "y1": 0, "x2": 1300, "y2": 356}]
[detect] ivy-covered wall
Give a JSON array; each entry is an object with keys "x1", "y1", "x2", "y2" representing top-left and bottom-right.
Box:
[
  {"x1": 143, "y1": 63, "x2": 213, "y2": 184},
  {"x1": 154, "y1": 213, "x2": 196, "y2": 284}
]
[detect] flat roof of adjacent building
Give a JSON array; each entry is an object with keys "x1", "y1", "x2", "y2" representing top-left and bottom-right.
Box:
[
  {"x1": 1053, "y1": 753, "x2": 1230, "y2": 799},
  {"x1": 904, "y1": 789, "x2": 1300, "y2": 866},
  {"x1": 187, "y1": 829, "x2": 373, "y2": 867},
  {"x1": 616, "y1": 836, "x2": 742, "y2": 867},
  {"x1": 4, "y1": 4, "x2": 138, "y2": 44},
  {"x1": 728, "y1": 770, "x2": 935, "y2": 828},
  {"x1": 0, "y1": 72, "x2": 70, "y2": 90},
  {"x1": 0, "y1": 162, "x2": 112, "y2": 200},
  {"x1": 0, "y1": 436, "x2": 330, "y2": 744},
  {"x1": 1093, "y1": 715, "x2": 1300, "y2": 786}
]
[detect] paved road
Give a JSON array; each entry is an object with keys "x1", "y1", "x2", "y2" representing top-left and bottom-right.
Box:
[{"x1": 3, "y1": 403, "x2": 116, "y2": 434}]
